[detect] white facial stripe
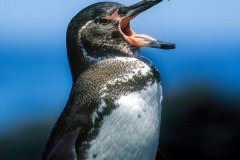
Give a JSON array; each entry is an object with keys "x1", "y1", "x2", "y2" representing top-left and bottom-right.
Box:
[{"x1": 78, "y1": 20, "x2": 107, "y2": 62}]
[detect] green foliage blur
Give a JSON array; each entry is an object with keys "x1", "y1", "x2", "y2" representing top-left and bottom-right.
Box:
[{"x1": 1, "y1": 86, "x2": 239, "y2": 160}]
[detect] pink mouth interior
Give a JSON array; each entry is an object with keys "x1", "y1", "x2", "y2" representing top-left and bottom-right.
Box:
[
  {"x1": 120, "y1": 17, "x2": 135, "y2": 36},
  {"x1": 104, "y1": 9, "x2": 157, "y2": 47},
  {"x1": 119, "y1": 16, "x2": 157, "y2": 47}
]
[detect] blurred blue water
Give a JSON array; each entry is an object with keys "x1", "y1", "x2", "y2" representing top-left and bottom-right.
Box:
[{"x1": 1, "y1": 0, "x2": 240, "y2": 134}]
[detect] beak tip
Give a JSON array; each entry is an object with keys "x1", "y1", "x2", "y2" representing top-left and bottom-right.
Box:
[
  {"x1": 172, "y1": 44, "x2": 176, "y2": 49},
  {"x1": 159, "y1": 42, "x2": 176, "y2": 50}
]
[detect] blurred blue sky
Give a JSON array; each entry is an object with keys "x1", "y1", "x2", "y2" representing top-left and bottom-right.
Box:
[{"x1": 1, "y1": 0, "x2": 240, "y2": 134}]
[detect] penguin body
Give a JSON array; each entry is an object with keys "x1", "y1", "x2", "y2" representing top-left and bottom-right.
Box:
[
  {"x1": 41, "y1": 1, "x2": 175, "y2": 159},
  {"x1": 45, "y1": 57, "x2": 162, "y2": 160},
  {"x1": 82, "y1": 57, "x2": 162, "y2": 160}
]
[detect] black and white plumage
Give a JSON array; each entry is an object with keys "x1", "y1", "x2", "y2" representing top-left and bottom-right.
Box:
[{"x1": 41, "y1": 0, "x2": 175, "y2": 160}]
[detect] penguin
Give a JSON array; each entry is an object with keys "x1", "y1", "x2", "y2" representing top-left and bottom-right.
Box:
[{"x1": 41, "y1": 0, "x2": 175, "y2": 160}]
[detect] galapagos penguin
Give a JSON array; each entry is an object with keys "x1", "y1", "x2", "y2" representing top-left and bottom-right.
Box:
[{"x1": 41, "y1": 0, "x2": 175, "y2": 159}]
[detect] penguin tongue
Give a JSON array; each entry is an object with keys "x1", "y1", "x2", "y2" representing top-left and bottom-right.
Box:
[{"x1": 119, "y1": 0, "x2": 175, "y2": 49}]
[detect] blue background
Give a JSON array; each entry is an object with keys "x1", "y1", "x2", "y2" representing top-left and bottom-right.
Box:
[{"x1": 0, "y1": 0, "x2": 240, "y2": 159}]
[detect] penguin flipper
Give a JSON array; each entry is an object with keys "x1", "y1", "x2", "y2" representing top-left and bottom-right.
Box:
[
  {"x1": 155, "y1": 148, "x2": 167, "y2": 160},
  {"x1": 47, "y1": 127, "x2": 80, "y2": 160}
]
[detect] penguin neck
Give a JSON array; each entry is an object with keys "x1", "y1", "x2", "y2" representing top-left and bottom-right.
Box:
[
  {"x1": 67, "y1": 45, "x2": 114, "y2": 83},
  {"x1": 67, "y1": 40, "x2": 140, "y2": 84},
  {"x1": 66, "y1": 42, "x2": 88, "y2": 83}
]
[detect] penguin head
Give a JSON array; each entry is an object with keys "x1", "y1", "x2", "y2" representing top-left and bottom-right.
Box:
[{"x1": 67, "y1": 0, "x2": 175, "y2": 82}]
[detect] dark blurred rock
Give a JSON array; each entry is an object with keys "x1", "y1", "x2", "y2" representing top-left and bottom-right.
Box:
[{"x1": 160, "y1": 86, "x2": 240, "y2": 160}]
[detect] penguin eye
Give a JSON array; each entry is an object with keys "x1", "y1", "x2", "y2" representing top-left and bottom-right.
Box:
[{"x1": 98, "y1": 18, "x2": 111, "y2": 25}]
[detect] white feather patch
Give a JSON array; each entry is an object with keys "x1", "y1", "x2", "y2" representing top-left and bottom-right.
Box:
[{"x1": 86, "y1": 81, "x2": 162, "y2": 160}]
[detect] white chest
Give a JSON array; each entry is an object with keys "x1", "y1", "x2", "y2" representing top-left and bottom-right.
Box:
[{"x1": 86, "y1": 81, "x2": 162, "y2": 160}]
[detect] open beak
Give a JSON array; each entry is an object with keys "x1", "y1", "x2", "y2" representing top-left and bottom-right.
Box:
[{"x1": 119, "y1": 0, "x2": 175, "y2": 49}]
